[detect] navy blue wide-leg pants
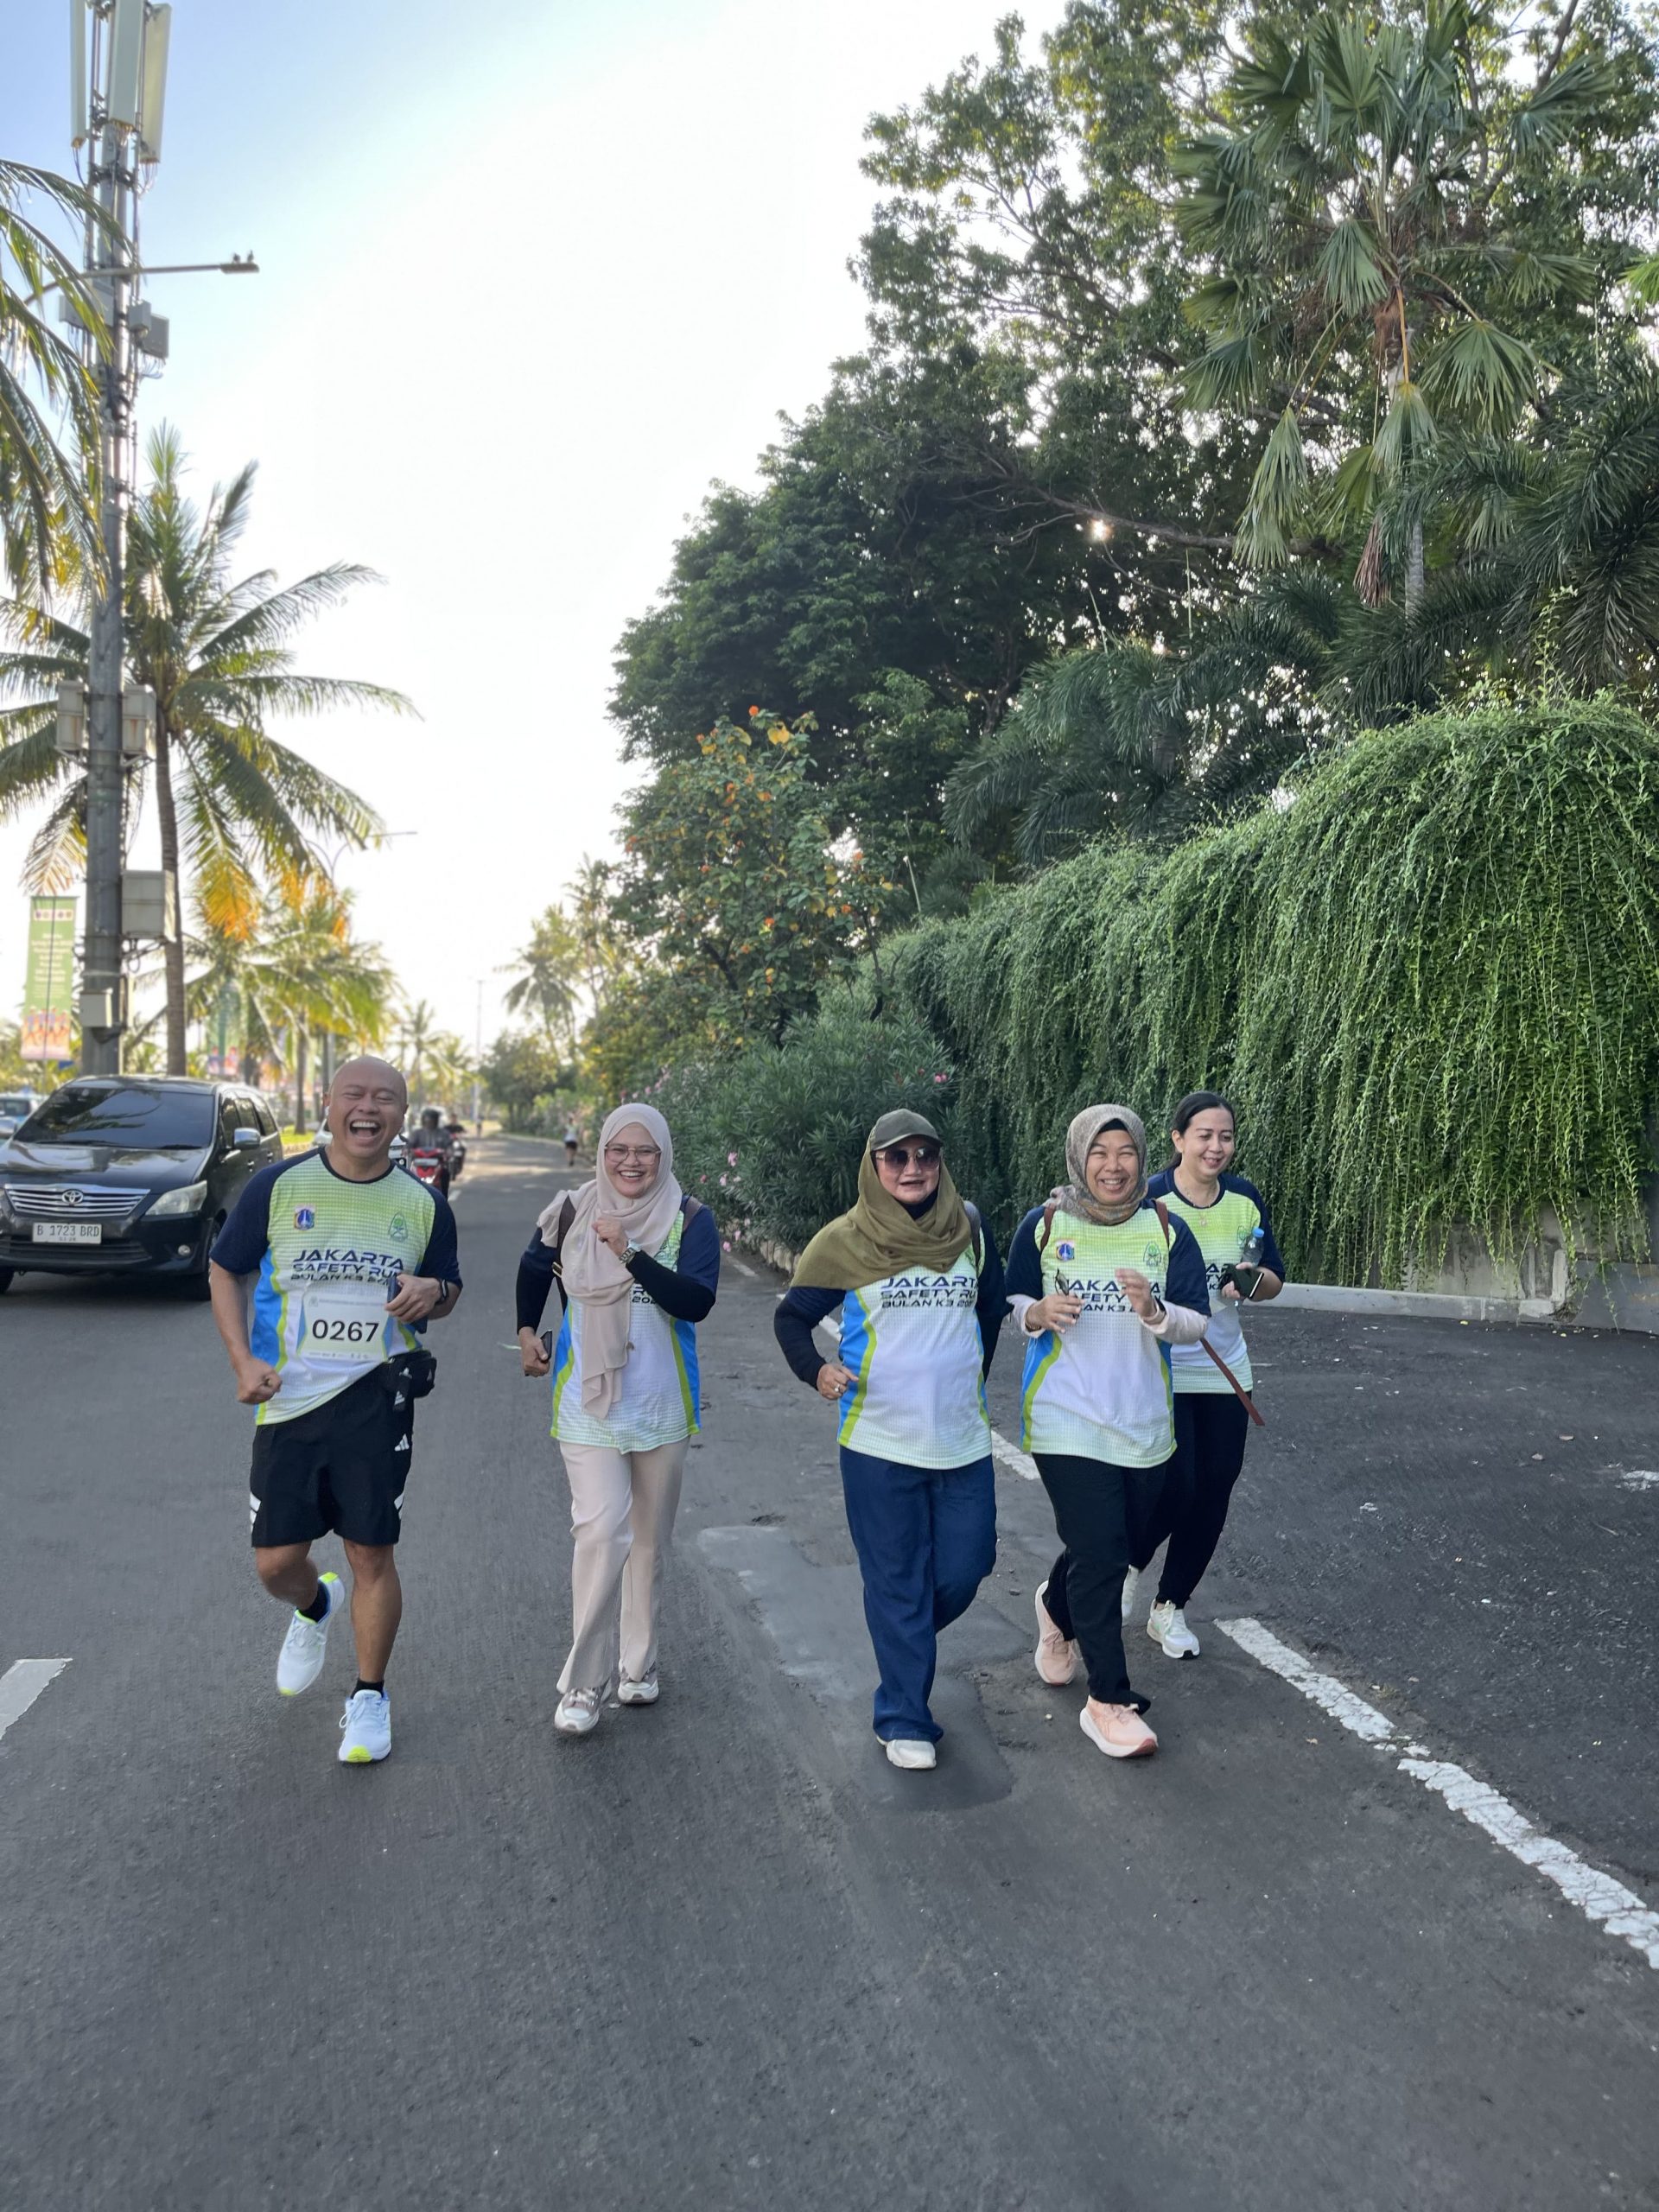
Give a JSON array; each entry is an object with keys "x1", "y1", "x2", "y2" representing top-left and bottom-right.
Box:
[{"x1": 838, "y1": 1446, "x2": 997, "y2": 1744}]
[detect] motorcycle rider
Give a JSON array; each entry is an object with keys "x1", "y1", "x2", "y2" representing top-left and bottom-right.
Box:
[{"x1": 407, "y1": 1107, "x2": 453, "y2": 1195}]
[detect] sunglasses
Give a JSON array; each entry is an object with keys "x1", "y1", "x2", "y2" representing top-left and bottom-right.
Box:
[{"x1": 874, "y1": 1142, "x2": 941, "y2": 1169}]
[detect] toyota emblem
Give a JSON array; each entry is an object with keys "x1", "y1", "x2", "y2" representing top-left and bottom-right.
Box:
[{"x1": 61, "y1": 1186, "x2": 82, "y2": 1206}]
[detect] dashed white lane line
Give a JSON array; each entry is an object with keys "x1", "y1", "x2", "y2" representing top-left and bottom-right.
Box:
[
  {"x1": 0, "y1": 1658, "x2": 71, "y2": 1743},
  {"x1": 1217, "y1": 1617, "x2": 1659, "y2": 1972},
  {"x1": 729, "y1": 1258, "x2": 760, "y2": 1280}
]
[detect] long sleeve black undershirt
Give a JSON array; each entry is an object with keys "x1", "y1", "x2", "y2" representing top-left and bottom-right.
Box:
[
  {"x1": 773, "y1": 1205, "x2": 1007, "y2": 1387},
  {"x1": 515, "y1": 1200, "x2": 720, "y2": 1332}
]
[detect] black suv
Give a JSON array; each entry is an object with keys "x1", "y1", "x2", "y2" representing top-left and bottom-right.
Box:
[{"x1": 0, "y1": 1077, "x2": 286, "y2": 1298}]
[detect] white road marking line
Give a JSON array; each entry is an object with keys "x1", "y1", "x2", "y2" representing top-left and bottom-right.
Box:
[
  {"x1": 0, "y1": 1658, "x2": 71, "y2": 1741},
  {"x1": 990, "y1": 1429, "x2": 1039, "y2": 1481},
  {"x1": 730, "y1": 1258, "x2": 759, "y2": 1280},
  {"x1": 1618, "y1": 1468, "x2": 1659, "y2": 1491},
  {"x1": 1217, "y1": 1618, "x2": 1659, "y2": 1972}
]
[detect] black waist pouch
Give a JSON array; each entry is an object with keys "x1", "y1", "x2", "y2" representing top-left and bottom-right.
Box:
[{"x1": 387, "y1": 1349, "x2": 438, "y2": 1400}]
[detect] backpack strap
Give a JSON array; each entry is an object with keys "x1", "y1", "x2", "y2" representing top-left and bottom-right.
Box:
[
  {"x1": 963, "y1": 1199, "x2": 984, "y2": 1274},
  {"x1": 682, "y1": 1194, "x2": 706, "y2": 1228},
  {"x1": 1036, "y1": 1199, "x2": 1059, "y2": 1254},
  {"x1": 548, "y1": 1194, "x2": 576, "y2": 1277}
]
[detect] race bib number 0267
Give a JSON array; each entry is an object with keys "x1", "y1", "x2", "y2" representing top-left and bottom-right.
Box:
[{"x1": 302, "y1": 1281, "x2": 391, "y2": 1361}]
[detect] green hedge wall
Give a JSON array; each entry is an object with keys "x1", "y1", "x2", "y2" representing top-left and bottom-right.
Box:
[{"x1": 654, "y1": 697, "x2": 1659, "y2": 1282}]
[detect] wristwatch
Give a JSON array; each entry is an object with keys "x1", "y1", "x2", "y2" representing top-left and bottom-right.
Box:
[{"x1": 622, "y1": 1241, "x2": 640, "y2": 1266}]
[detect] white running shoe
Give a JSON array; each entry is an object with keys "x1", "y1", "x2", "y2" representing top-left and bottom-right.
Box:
[
  {"x1": 885, "y1": 1738, "x2": 938, "y2": 1770},
  {"x1": 554, "y1": 1687, "x2": 602, "y2": 1736},
  {"x1": 617, "y1": 1669, "x2": 659, "y2": 1707},
  {"x1": 1147, "y1": 1599, "x2": 1200, "y2": 1659},
  {"x1": 276, "y1": 1571, "x2": 343, "y2": 1697},
  {"x1": 1121, "y1": 1567, "x2": 1141, "y2": 1623},
  {"x1": 337, "y1": 1688, "x2": 391, "y2": 1764}
]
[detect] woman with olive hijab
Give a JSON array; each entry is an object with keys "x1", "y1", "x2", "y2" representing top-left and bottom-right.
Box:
[
  {"x1": 774, "y1": 1110, "x2": 1007, "y2": 1772},
  {"x1": 1005, "y1": 1105, "x2": 1209, "y2": 1760}
]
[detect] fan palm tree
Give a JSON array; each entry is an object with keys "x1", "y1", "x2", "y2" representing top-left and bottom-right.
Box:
[
  {"x1": 499, "y1": 904, "x2": 583, "y2": 1045},
  {"x1": 0, "y1": 159, "x2": 105, "y2": 590},
  {"x1": 1175, "y1": 5, "x2": 1614, "y2": 594},
  {"x1": 391, "y1": 996, "x2": 442, "y2": 1101},
  {"x1": 0, "y1": 426, "x2": 411, "y2": 1073}
]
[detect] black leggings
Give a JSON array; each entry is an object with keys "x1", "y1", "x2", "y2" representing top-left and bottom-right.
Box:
[
  {"x1": 1034, "y1": 1454, "x2": 1170, "y2": 1709},
  {"x1": 1154, "y1": 1394, "x2": 1252, "y2": 1608}
]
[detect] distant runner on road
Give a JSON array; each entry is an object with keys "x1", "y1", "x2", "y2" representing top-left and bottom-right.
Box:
[
  {"x1": 208, "y1": 1056, "x2": 461, "y2": 1766},
  {"x1": 563, "y1": 1118, "x2": 581, "y2": 1168}
]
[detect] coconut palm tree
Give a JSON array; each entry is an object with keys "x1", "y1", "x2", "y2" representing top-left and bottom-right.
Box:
[
  {"x1": 0, "y1": 159, "x2": 105, "y2": 590},
  {"x1": 180, "y1": 880, "x2": 392, "y2": 1124},
  {"x1": 0, "y1": 426, "x2": 411, "y2": 1072},
  {"x1": 499, "y1": 904, "x2": 583, "y2": 1045}
]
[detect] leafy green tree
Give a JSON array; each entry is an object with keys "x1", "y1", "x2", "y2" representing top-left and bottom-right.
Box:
[
  {"x1": 480, "y1": 1029, "x2": 575, "y2": 1135},
  {"x1": 0, "y1": 426, "x2": 410, "y2": 1072}
]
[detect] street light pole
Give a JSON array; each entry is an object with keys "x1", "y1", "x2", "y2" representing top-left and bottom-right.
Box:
[{"x1": 80, "y1": 109, "x2": 135, "y2": 1076}]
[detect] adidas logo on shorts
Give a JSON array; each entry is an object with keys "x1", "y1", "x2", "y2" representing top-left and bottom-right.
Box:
[{"x1": 394, "y1": 1435, "x2": 410, "y2": 1452}]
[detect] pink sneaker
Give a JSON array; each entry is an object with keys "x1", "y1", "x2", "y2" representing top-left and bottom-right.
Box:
[
  {"x1": 1033, "y1": 1581, "x2": 1080, "y2": 1686},
  {"x1": 1079, "y1": 1701, "x2": 1158, "y2": 1759}
]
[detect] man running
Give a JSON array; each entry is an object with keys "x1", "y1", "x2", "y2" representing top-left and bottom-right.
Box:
[{"x1": 209, "y1": 1056, "x2": 461, "y2": 1765}]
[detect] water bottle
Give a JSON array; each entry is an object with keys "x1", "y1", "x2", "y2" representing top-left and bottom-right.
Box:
[{"x1": 1229, "y1": 1226, "x2": 1265, "y2": 1300}]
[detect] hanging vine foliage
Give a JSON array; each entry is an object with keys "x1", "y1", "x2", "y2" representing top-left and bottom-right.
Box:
[{"x1": 661, "y1": 697, "x2": 1659, "y2": 1285}]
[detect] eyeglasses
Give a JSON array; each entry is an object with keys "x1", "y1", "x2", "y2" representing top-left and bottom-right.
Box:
[
  {"x1": 604, "y1": 1144, "x2": 661, "y2": 1165},
  {"x1": 874, "y1": 1143, "x2": 941, "y2": 1170}
]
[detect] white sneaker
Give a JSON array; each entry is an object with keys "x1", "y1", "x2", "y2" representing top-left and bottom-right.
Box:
[
  {"x1": 885, "y1": 1738, "x2": 938, "y2": 1771},
  {"x1": 337, "y1": 1688, "x2": 391, "y2": 1764},
  {"x1": 617, "y1": 1669, "x2": 659, "y2": 1707},
  {"x1": 1147, "y1": 1599, "x2": 1200, "y2": 1659},
  {"x1": 276, "y1": 1571, "x2": 343, "y2": 1697},
  {"x1": 1121, "y1": 1567, "x2": 1141, "y2": 1623},
  {"x1": 554, "y1": 1687, "x2": 602, "y2": 1736}
]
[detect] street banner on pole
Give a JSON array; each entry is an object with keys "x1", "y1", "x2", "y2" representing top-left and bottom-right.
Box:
[{"x1": 22, "y1": 894, "x2": 78, "y2": 1063}]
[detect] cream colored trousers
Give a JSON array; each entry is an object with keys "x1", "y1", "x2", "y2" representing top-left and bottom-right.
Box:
[{"x1": 556, "y1": 1438, "x2": 689, "y2": 1694}]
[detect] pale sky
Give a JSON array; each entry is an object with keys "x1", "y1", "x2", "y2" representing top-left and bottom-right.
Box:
[{"x1": 1, "y1": 0, "x2": 1065, "y2": 1062}]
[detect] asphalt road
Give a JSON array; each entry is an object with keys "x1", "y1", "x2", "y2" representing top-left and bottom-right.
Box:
[{"x1": 3, "y1": 1135, "x2": 1656, "y2": 2212}]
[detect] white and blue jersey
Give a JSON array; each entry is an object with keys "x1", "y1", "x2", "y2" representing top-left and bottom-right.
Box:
[
  {"x1": 1145, "y1": 1170, "x2": 1284, "y2": 1395},
  {"x1": 516, "y1": 1196, "x2": 721, "y2": 1456},
  {"x1": 774, "y1": 1217, "x2": 1007, "y2": 1471},
  {"x1": 212, "y1": 1150, "x2": 460, "y2": 1426},
  {"x1": 1004, "y1": 1198, "x2": 1208, "y2": 1467}
]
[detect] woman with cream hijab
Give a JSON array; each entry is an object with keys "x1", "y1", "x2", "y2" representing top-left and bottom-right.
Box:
[
  {"x1": 517, "y1": 1103, "x2": 720, "y2": 1736},
  {"x1": 1004, "y1": 1105, "x2": 1209, "y2": 1761}
]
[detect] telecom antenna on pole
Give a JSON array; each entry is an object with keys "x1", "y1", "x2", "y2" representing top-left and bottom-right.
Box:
[{"x1": 71, "y1": 0, "x2": 170, "y2": 1075}]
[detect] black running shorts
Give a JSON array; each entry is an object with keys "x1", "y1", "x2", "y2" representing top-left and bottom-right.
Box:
[{"x1": 249, "y1": 1363, "x2": 416, "y2": 1548}]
